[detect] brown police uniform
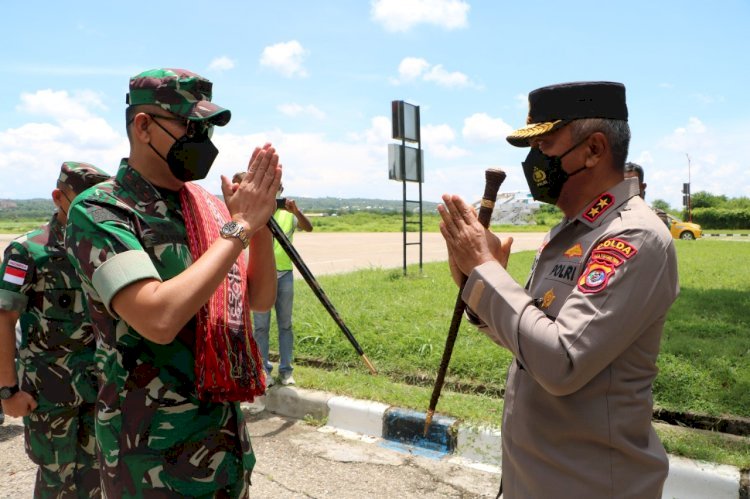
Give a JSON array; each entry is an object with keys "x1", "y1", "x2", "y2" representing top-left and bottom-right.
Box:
[{"x1": 463, "y1": 177, "x2": 679, "y2": 498}]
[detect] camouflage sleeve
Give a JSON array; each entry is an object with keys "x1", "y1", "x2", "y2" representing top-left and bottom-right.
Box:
[
  {"x1": 0, "y1": 241, "x2": 34, "y2": 312},
  {"x1": 66, "y1": 197, "x2": 161, "y2": 317}
]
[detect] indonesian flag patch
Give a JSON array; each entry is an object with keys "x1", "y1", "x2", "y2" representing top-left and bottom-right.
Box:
[{"x1": 3, "y1": 259, "x2": 28, "y2": 286}]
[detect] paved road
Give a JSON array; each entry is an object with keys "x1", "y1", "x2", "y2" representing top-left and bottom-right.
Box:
[
  {"x1": 0, "y1": 410, "x2": 500, "y2": 498},
  {"x1": 1, "y1": 231, "x2": 546, "y2": 276}
]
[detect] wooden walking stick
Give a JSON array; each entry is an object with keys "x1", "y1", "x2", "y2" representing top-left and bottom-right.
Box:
[
  {"x1": 424, "y1": 168, "x2": 506, "y2": 433},
  {"x1": 232, "y1": 171, "x2": 376, "y2": 374}
]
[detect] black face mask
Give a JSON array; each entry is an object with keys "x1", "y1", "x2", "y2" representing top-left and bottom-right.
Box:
[
  {"x1": 149, "y1": 117, "x2": 219, "y2": 182},
  {"x1": 521, "y1": 138, "x2": 588, "y2": 205}
]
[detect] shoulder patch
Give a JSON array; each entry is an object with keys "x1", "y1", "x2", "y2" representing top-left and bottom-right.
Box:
[
  {"x1": 593, "y1": 237, "x2": 638, "y2": 260},
  {"x1": 577, "y1": 260, "x2": 616, "y2": 294},
  {"x1": 2, "y1": 259, "x2": 28, "y2": 285},
  {"x1": 583, "y1": 193, "x2": 615, "y2": 222}
]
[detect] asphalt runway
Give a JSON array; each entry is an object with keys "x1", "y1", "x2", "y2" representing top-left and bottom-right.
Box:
[{"x1": 1, "y1": 231, "x2": 546, "y2": 275}]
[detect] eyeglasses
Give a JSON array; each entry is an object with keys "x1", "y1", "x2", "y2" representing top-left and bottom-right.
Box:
[{"x1": 147, "y1": 113, "x2": 214, "y2": 139}]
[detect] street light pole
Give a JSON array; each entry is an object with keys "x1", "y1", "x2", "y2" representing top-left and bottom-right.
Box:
[{"x1": 686, "y1": 153, "x2": 692, "y2": 222}]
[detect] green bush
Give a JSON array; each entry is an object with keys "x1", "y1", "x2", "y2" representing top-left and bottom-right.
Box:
[{"x1": 690, "y1": 208, "x2": 750, "y2": 229}]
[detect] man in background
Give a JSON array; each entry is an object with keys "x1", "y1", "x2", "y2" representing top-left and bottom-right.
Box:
[
  {"x1": 0, "y1": 162, "x2": 110, "y2": 498},
  {"x1": 252, "y1": 183, "x2": 313, "y2": 386}
]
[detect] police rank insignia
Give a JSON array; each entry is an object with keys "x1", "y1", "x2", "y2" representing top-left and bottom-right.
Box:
[
  {"x1": 583, "y1": 193, "x2": 614, "y2": 222},
  {"x1": 577, "y1": 237, "x2": 638, "y2": 294}
]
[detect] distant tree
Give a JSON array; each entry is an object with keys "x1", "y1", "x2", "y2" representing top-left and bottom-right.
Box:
[
  {"x1": 652, "y1": 199, "x2": 671, "y2": 211},
  {"x1": 690, "y1": 191, "x2": 728, "y2": 209}
]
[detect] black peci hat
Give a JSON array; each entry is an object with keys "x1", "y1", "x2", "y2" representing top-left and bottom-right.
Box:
[{"x1": 507, "y1": 81, "x2": 628, "y2": 147}]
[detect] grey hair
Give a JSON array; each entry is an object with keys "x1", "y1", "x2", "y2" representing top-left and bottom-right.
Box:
[{"x1": 567, "y1": 118, "x2": 630, "y2": 170}]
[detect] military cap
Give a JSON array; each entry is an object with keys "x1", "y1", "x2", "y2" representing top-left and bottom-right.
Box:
[
  {"x1": 57, "y1": 161, "x2": 110, "y2": 195},
  {"x1": 507, "y1": 81, "x2": 628, "y2": 147},
  {"x1": 126, "y1": 68, "x2": 231, "y2": 126}
]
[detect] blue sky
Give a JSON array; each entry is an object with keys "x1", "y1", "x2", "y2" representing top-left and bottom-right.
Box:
[{"x1": 1, "y1": 0, "x2": 748, "y2": 209}]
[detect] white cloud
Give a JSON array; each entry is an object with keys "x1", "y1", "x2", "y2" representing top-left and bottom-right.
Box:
[
  {"x1": 208, "y1": 56, "x2": 236, "y2": 71},
  {"x1": 421, "y1": 123, "x2": 468, "y2": 159},
  {"x1": 371, "y1": 0, "x2": 470, "y2": 32},
  {"x1": 398, "y1": 57, "x2": 430, "y2": 81},
  {"x1": 632, "y1": 117, "x2": 750, "y2": 207},
  {"x1": 260, "y1": 40, "x2": 308, "y2": 78},
  {"x1": 392, "y1": 57, "x2": 476, "y2": 88},
  {"x1": 462, "y1": 113, "x2": 513, "y2": 142},
  {"x1": 277, "y1": 103, "x2": 326, "y2": 120},
  {"x1": 0, "y1": 90, "x2": 127, "y2": 199},
  {"x1": 17, "y1": 89, "x2": 106, "y2": 120}
]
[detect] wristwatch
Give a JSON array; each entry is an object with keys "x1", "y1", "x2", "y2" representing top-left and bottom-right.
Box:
[
  {"x1": 220, "y1": 220, "x2": 249, "y2": 249},
  {"x1": 0, "y1": 384, "x2": 19, "y2": 400}
]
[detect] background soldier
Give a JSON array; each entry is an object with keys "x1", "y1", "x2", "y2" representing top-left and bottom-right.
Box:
[
  {"x1": 0, "y1": 162, "x2": 110, "y2": 498},
  {"x1": 66, "y1": 68, "x2": 279, "y2": 497}
]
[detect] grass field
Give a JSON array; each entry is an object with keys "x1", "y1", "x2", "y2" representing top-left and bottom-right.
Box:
[{"x1": 268, "y1": 238, "x2": 750, "y2": 467}]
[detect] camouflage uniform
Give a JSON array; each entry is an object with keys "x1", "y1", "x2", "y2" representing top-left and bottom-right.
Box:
[
  {"x1": 65, "y1": 69, "x2": 252, "y2": 498},
  {"x1": 0, "y1": 162, "x2": 110, "y2": 498}
]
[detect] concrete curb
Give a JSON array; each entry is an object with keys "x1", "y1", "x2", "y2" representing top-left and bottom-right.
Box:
[
  {"x1": 705, "y1": 233, "x2": 750, "y2": 237},
  {"x1": 242, "y1": 387, "x2": 748, "y2": 499}
]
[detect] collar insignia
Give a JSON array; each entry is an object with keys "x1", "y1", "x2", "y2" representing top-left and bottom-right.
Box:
[{"x1": 583, "y1": 193, "x2": 614, "y2": 222}]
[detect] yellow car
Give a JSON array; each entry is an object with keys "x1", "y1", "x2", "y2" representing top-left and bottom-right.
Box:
[{"x1": 666, "y1": 214, "x2": 702, "y2": 240}]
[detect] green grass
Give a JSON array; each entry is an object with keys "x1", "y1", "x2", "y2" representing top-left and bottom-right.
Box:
[
  {"x1": 0, "y1": 219, "x2": 47, "y2": 233},
  {"x1": 263, "y1": 238, "x2": 750, "y2": 467}
]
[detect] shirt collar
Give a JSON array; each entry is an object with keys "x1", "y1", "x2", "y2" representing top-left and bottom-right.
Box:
[{"x1": 573, "y1": 177, "x2": 641, "y2": 229}]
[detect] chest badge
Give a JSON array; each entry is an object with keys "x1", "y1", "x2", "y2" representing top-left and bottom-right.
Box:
[
  {"x1": 583, "y1": 193, "x2": 615, "y2": 222},
  {"x1": 541, "y1": 288, "x2": 556, "y2": 309},
  {"x1": 564, "y1": 243, "x2": 583, "y2": 258}
]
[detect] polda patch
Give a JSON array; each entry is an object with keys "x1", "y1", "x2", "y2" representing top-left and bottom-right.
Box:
[
  {"x1": 583, "y1": 193, "x2": 614, "y2": 222},
  {"x1": 593, "y1": 238, "x2": 638, "y2": 260},
  {"x1": 577, "y1": 260, "x2": 616, "y2": 294}
]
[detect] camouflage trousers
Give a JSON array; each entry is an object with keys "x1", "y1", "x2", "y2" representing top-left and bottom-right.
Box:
[{"x1": 24, "y1": 402, "x2": 100, "y2": 498}]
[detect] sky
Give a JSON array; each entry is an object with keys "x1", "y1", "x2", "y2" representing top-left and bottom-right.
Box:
[{"x1": 1, "y1": 0, "x2": 748, "y2": 209}]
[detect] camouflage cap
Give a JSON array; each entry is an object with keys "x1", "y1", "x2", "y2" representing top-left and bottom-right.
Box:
[
  {"x1": 126, "y1": 68, "x2": 231, "y2": 126},
  {"x1": 57, "y1": 162, "x2": 110, "y2": 195}
]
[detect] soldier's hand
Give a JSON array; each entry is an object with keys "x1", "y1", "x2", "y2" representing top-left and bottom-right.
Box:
[
  {"x1": 221, "y1": 143, "x2": 282, "y2": 237},
  {"x1": 1, "y1": 390, "x2": 37, "y2": 417}
]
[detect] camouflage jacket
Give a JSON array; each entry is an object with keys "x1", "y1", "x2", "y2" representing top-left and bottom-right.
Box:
[
  {"x1": 66, "y1": 160, "x2": 254, "y2": 498},
  {"x1": 0, "y1": 214, "x2": 97, "y2": 411}
]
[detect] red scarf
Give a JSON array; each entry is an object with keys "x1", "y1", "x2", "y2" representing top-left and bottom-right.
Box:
[{"x1": 180, "y1": 182, "x2": 266, "y2": 402}]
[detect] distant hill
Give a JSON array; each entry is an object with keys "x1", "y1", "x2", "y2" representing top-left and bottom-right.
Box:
[{"x1": 0, "y1": 197, "x2": 439, "y2": 220}]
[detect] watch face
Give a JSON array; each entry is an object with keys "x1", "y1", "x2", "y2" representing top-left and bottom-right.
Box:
[
  {"x1": 0, "y1": 387, "x2": 10, "y2": 399},
  {"x1": 222, "y1": 221, "x2": 239, "y2": 236}
]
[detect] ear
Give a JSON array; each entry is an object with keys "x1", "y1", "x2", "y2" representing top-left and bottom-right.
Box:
[
  {"x1": 51, "y1": 188, "x2": 63, "y2": 207},
  {"x1": 131, "y1": 112, "x2": 152, "y2": 144},
  {"x1": 584, "y1": 132, "x2": 608, "y2": 168}
]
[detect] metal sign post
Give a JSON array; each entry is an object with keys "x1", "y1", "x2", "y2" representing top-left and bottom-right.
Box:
[{"x1": 388, "y1": 100, "x2": 424, "y2": 275}]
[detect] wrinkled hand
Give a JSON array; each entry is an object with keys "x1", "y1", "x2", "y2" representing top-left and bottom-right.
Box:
[
  {"x1": 221, "y1": 143, "x2": 282, "y2": 236},
  {"x1": 1, "y1": 390, "x2": 37, "y2": 418},
  {"x1": 438, "y1": 194, "x2": 513, "y2": 278}
]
